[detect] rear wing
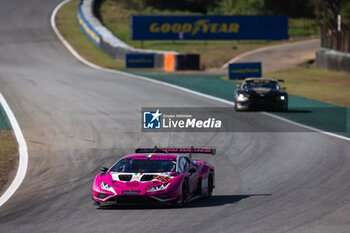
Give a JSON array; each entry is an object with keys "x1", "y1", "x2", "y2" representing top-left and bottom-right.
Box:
[{"x1": 135, "y1": 146, "x2": 216, "y2": 158}]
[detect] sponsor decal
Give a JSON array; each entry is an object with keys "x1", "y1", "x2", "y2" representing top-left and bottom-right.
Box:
[
  {"x1": 148, "y1": 20, "x2": 240, "y2": 36},
  {"x1": 126, "y1": 182, "x2": 139, "y2": 187},
  {"x1": 122, "y1": 190, "x2": 140, "y2": 195},
  {"x1": 154, "y1": 175, "x2": 172, "y2": 183}
]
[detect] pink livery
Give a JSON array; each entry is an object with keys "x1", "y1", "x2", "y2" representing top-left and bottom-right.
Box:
[{"x1": 92, "y1": 147, "x2": 215, "y2": 206}]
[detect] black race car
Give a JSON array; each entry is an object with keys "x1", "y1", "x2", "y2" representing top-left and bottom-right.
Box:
[{"x1": 234, "y1": 78, "x2": 288, "y2": 111}]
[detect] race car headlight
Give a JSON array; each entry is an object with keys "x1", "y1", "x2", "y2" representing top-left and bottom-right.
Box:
[
  {"x1": 101, "y1": 181, "x2": 115, "y2": 194},
  {"x1": 280, "y1": 96, "x2": 285, "y2": 101},
  {"x1": 237, "y1": 94, "x2": 249, "y2": 101},
  {"x1": 147, "y1": 183, "x2": 170, "y2": 193},
  {"x1": 101, "y1": 181, "x2": 111, "y2": 189}
]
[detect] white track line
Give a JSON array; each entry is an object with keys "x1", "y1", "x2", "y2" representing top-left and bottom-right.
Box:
[
  {"x1": 51, "y1": 1, "x2": 350, "y2": 142},
  {"x1": 0, "y1": 93, "x2": 28, "y2": 207}
]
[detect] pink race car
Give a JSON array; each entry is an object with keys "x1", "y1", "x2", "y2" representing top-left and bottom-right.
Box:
[{"x1": 92, "y1": 147, "x2": 215, "y2": 207}]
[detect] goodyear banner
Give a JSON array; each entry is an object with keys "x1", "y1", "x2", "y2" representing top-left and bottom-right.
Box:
[
  {"x1": 229, "y1": 62, "x2": 262, "y2": 80},
  {"x1": 131, "y1": 15, "x2": 288, "y2": 40},
  {"x1": 126, "y1": 54, "x2": 154, "y2": 68}
]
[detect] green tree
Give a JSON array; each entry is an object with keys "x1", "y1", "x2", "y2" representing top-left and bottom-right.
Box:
[
  {"x1": 312, "y1": 0, "x2": 349, "y2": 23},
  {"x1": 264, "y1": 0, "x2": 314, "y2": 17},
  {"x1": 210, "y1": 0, "x2": 264, "y2": 15},
  {"x1": 118, "y1": 0, "x2": 217, "y2": 13},
  {"x1": 341, "y1": 1, "x2": 350, "y2": 23}
]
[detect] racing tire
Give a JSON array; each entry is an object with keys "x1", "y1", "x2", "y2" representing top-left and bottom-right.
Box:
[
  {"x1": 280, "y1": 103, "x2": 288, "y2": 112},
  {"x1": 181, "y1": 180, "x2": 189, "y2": 206},
  {"x1": 234, "y1": 102, "x2": 242, "y2": 111},
  {"x1": 207, "y1": 172, "x2": 214, "y2": 198}
]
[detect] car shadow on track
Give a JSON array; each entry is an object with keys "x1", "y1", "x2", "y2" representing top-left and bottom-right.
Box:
[
  {"x1": 96, "y1": 194, "x2": 271, "y2": 210},
  {"x1": 187, "y1": 194, "x2": 271, "y2": 208}
]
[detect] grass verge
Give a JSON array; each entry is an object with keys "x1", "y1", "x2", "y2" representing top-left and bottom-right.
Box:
[
  {"x1": 56, "y1": 0, "x2": 124, "y2": 69},
  {"x1": 266, "y1": 66, "x2": 350, "y2": 108},
  {"x1": 0, "y1": 131, "x2": 18, "y2": 194}
]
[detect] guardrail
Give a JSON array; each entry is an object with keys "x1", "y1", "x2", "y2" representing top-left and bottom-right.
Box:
[
  {"x1": 78, "y1": 1, "x2": 101, "y2": 47},
  {"x1": 77, "y1": 0, "x2": 200, "y2": 70},
  {"x1": 78, "y1": 0, "x2": 173, "y2": 69}
]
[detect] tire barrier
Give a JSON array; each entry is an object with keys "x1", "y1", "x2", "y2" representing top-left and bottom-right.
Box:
[{"x1": 176, "y1": 54, "x2": 200, "y2": 71}]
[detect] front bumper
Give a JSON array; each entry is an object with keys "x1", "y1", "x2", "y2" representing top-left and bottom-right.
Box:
[
  {"x1": 93, "y1": 192, "x2": 180, "y2": 206},
  {"x1": 235, "y1": 99, "x2": 287, "y2": 111}
]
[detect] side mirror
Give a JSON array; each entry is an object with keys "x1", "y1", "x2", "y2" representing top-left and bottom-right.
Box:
[
  {"x1": 236, "y1": 84, "x2": 241, "y2": 88},
  {"x1": 100, "y1": 167, "x2": 108, "y2": 174},
  {"x1": 188, "y1": 168, "x2": 197, "y2": 173}
]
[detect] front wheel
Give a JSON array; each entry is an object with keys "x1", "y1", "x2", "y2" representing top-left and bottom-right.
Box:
[{"x1": 281, "y1": 103, "x2": 288, "y2": 112}]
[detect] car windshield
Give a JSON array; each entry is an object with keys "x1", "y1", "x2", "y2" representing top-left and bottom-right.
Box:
[
  {"x1": 110, "y1": 158, "x2": 176, "y2": 173},
  {"x1": 244, "y1": 81, "x2": 279, "y2": 89}
]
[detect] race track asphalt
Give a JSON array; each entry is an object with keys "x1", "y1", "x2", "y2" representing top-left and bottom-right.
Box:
[{"x1": 0, "y1": 1, "x2": 350, "y2": 233}]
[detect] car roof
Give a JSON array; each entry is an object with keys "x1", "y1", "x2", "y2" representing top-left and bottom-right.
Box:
[{"x1": 123, "y1": 154, "x2": 179, "y2": 160}]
